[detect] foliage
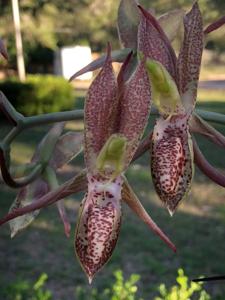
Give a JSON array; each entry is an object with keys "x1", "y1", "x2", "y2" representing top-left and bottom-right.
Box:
[
  {"x1": 0, "y1": 0, "x2": 224, "y2": 59},
  {"x1": 1, "y1": 273, "x2": 52, "y2": 300},
  {"x1": 154, "y1": 269, "x2": 211, "y2": 300},
  {"x1": 2, "y1": 269, "x2": 211, "y2": 300},
  {"x1": 76, "y1": 269, "x2": 143, "y2": 300},
  {"x1": 0, "y1": 75, "x2": 74, "y2": 116}
]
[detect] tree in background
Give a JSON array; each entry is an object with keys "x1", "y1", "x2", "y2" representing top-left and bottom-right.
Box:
[{"x1": 0, "y1": 0, "x2": 224, "y2": 72}]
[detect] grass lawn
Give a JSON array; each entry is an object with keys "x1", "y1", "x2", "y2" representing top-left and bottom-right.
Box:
[{"x1": 0, "y1": 92, "x2": 225, "y2": 299}]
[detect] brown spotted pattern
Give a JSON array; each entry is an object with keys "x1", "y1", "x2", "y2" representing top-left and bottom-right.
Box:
[
  {"x1": 138, "y1": 6, "x2": 177, "y2": 80},
  {"x1": 75, "y1": 175, "x2": 123, "y2": 282},
  {"x1": 118, "y1": 60, "x2": 151, "y2": 168},
  {"x1": 84, "y1": 47, "x2": 118, "y2": 172},
  {"x1": 177, "y1": 2, "x2": 203, "y2": 109},
  {"x1": 151, "y1": 116, "x2": 193, "y2": 214}
]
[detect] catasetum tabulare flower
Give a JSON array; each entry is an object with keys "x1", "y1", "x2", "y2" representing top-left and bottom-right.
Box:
[
  {"x1": 1, "y1": 0, "x2": 225, "y2": 285},
  {"x1": 75, "y1": 45, "x2": 176, "y2": 283},
  {"x1": 138, "y1": 3, "x2": 203, "y2": 215}
]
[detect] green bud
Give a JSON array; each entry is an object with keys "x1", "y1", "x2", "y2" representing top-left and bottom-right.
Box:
[
  {"x1": 146, "y1": 59, "x2": 183, "y2": 116},
  {"x1": 96, "y1": 134, "x2": 127, "y2": 178}
]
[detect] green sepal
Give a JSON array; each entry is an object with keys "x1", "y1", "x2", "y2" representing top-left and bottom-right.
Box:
[
  {"x1": 96, "y1": 134, "x2": 127, "y2": 178},
  {"x1": 146, "y1": 59, "x2": 183, "y2": 116}
]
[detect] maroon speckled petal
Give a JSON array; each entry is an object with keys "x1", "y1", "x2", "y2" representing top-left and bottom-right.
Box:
[
  {"x1": 204, "y1": 15, "x2": 225, "y2": 35},
  {"x1": 137, "y1": 5, "x2": 177, "y2": 79},
  {"x1": 75, "y1": 174, "x2": 122, "y2": 283},
  {"x1": 122, "y1": 179, "x2": 176, "y2": 252},
  {"x1": 151, "y1": 115, "x2": 194, "y2": 215},
  {"x1": 118, "y1": 59, "x2": 151, "y2": 169},
  {"x1": 69, "y1": 48, "x2": 131, "y2": 82},
  {"x1": 190, "y1": 114, "x2": 225, "y2": 148},
  {"x1": 177, "y1": 2, "x2": 203, "y2": 110},
  {"x1": 84, "y1": 45, "x2": 118, "y2": 172},
  {"x1": 117, "y1": 0, "x2": 140, "y2": 49},
  {"x1": 57, "y1": 200, "x2": 71, "y2": 238},
  {"x1": 193, "y1": 138, "x2": 225, "y2": 188}
]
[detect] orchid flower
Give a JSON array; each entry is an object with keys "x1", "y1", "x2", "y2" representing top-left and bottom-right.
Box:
[
  {"x1": 137, "y1": 3, "x2": 202, "y2": 215},
  {"x1": 1, "y1": 0, "x2": 225, "y2": 286},
  {"x1": 70, "y1": 1, "x2": 225, "y2": 215},
  {"x1": 75, "y1": 45, "x2": 176, "y2": 283},
  {"x1": 9, "y1": 123, "x2": 83, "y2": 238}
]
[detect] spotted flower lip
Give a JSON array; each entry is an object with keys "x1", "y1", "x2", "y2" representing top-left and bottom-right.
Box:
[
  {"x1": 75, "y1": 174, "x2": 123, "y2": 284},
  {"x1": 151, "y1": 115, "x2": 193, "y2": 215},
  {"x1": 75, "y1": 44, "x2": 176, "y2": 283},
  {"x1": 139, "y1": 2, "x2": 203, "y2": 215}
]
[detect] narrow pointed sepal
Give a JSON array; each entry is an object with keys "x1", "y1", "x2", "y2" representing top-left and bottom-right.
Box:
[
  {"x1": 117, "y1": 0, "x2": 140, "y2": 49},
  {"x1": 119, "y1": 59, "x2": 151, "y2": 168},
  {"x1": 69, "y1": 48, "x2": 131, "y2": 81},
  {"x1": 193, "y1": 138, "x2": 225, "y2": 188},
  {"x1": 122, "y1": 178, "x2": 176, "y2": 252},
  {"x1": 138, "y1": 5, "x2": 177, "y2": 79},
  {"x1": 177, "y1": 2, "x2": 203, "y2": 110},
  {"x1": 56, "y1": 200, "x2": 71, "y2": 238},
  {"x1": 204, "y1": 15, "x2": 225, "y2": 35},
  {"x1": 190, "y1": 114, "x2": 225, "y2": 148},
  {"x1": 151, "y1": 116, "x2": 194, "y2": 214},
  {"x1": 75, "y1": 174, "x2": 123, "y2": 282},
  {"x1": 84, "y1": 45, "x2": 118, "y2": 172}
]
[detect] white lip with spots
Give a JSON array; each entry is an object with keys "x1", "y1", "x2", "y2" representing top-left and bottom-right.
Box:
[{"x1": 75, "y1": 174, "x2": 123, "y2": 283}]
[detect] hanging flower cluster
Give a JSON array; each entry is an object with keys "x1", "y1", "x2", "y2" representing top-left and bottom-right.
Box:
[{"x1": 0, "y1": 0, "x2": 225, "y2": 283}]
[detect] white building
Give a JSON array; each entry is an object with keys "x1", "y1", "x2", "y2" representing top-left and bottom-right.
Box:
[{"x1": 54, "y1": 45, "x2": 93, "y2": 80}]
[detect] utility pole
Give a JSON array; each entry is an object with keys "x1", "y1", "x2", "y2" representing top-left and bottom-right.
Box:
[{"x1": 11, "y1": 0, "x2": 26, "y2": 81}]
